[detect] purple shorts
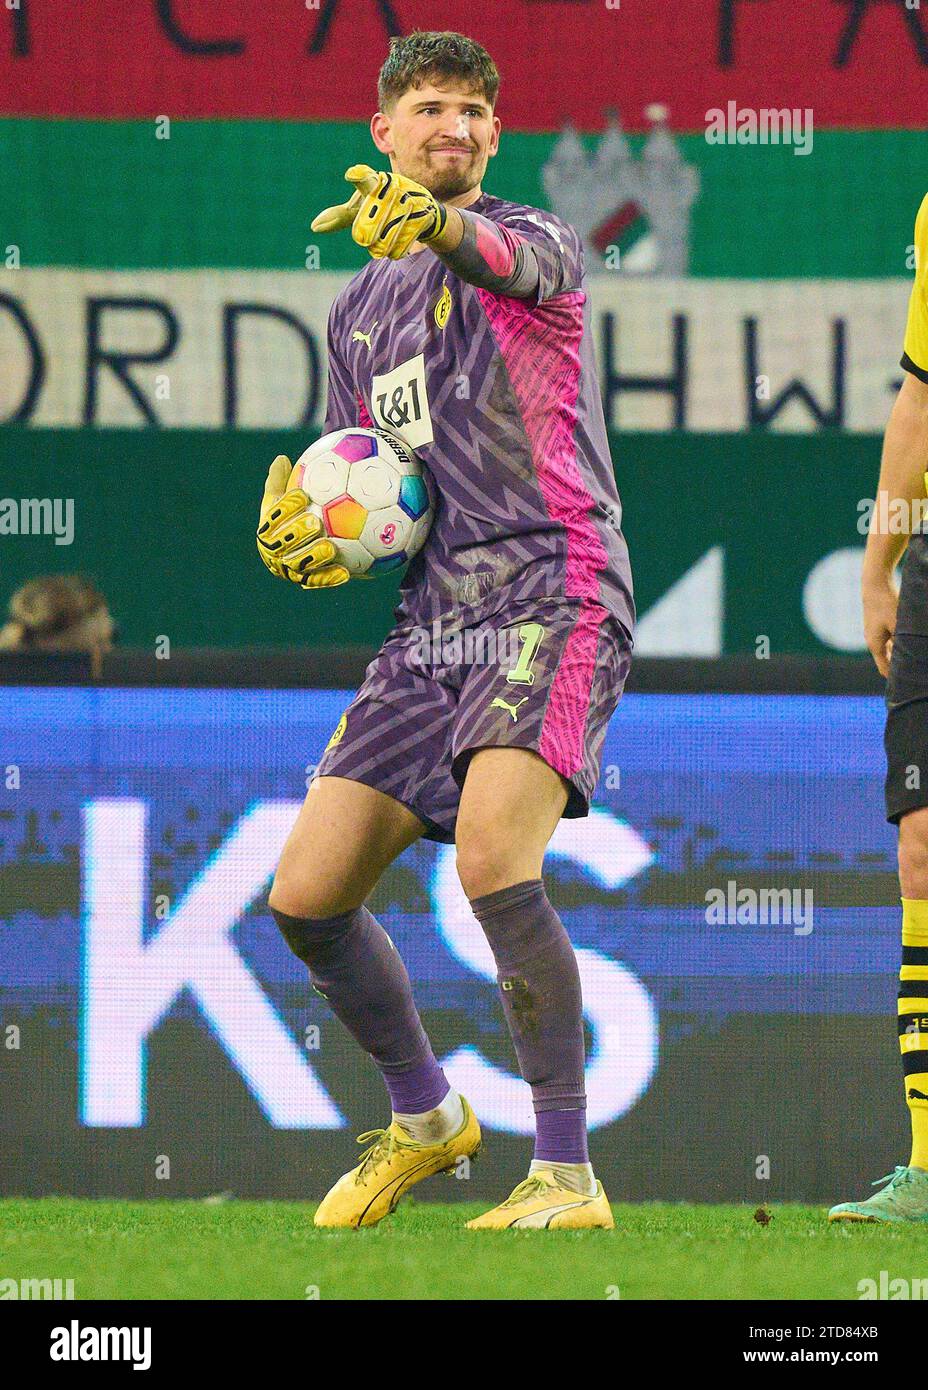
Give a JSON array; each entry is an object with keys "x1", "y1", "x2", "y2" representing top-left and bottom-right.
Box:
[{"x1": 315, "y1": 597, "x2": 632, "y2": 843}]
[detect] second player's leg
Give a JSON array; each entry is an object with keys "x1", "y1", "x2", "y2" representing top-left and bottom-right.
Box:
[
  {"x1": 899, "y1": 805, "x2": 928, "y2": 898},
  {"x1": 831, "y1": 642, "x2": 928, "y2": 1221},
  {"x1": 897, "y1": 806, "x2": 928, "y2": 1174}
]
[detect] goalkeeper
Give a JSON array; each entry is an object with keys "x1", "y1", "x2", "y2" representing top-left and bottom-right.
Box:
[{"x1": 258, "y1": 30, "x2": 634, "y2": 1232}]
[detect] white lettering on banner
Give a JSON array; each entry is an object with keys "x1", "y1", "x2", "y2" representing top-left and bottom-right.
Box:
[
  {"x1": 431, "y1": 808, "x2": 658, "y2": 1132},
  {"x1": 80, "y1": 797, "x2": 658, "y2": 1133},
  {"x1": 81, "y1": 798, "x2": 344, "y2": 1129},
  {"x1": 0, "y1": 270, "x2": 911, "y2": 431}
]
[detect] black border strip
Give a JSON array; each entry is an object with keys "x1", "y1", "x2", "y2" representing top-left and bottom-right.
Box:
[{"x1": 0, "y1": 650, "x2": 885, "y2": 694}]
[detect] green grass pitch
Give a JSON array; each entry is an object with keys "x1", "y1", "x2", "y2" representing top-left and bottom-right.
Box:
[{"x1": 1, "y1": 1198, "x2": 925, "y2": 1300}]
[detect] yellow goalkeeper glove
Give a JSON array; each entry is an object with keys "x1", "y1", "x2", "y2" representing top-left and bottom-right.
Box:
[
  {"x1": 311, "y1": 164, "x2": 447, "y2": 261},
  {"x1": 256, "y1": 455, "x2": 350, "y2": 589}
]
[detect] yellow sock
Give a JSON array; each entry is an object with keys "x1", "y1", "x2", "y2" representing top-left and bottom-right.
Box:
[{"x1": 900, "y1": 899, "x2": 928, "y2": 1171}]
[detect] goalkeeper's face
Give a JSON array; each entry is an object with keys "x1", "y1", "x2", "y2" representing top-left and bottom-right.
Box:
[{"x1": 372, "y1": 82, "x2": 500, "y2": 203}]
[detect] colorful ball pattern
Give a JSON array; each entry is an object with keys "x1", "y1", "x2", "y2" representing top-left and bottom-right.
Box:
[{"x1": 291, "y1": 428, "x2": 435, "y2": 579}]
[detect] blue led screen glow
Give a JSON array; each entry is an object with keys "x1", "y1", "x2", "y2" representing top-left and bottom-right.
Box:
[{"x1": 0, "y1": 688, "x2": 901, "y2": 1202}]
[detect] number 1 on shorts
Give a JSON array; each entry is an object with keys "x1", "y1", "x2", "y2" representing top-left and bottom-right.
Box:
[{"x1": 505, "y1": 622, "x2": 545, "y2": 686}]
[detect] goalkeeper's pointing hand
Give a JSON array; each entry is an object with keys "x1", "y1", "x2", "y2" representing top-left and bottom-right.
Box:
[
  {"x1": 311, "y1": 164, "x2": 447, "y2": 261},
  {"x1": 256, "y1": 455, "x2": 350, "y2": 589}
]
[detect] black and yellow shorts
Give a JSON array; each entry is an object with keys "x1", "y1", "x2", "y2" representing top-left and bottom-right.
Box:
[{"x1": 885, "y1": 630, "x2": 928, "y2": 823}]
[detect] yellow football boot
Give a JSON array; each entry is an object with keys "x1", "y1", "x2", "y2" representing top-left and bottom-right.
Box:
[
  {"x1": 466, "y1": 1169, "x2": 614, "y2": 1231},
  {"x1": 314, "y1": 1096, "x2": 481, "y2": 1229}
]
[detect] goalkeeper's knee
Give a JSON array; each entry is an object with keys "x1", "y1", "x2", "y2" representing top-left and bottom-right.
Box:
[{"x1": 271, "y1": 902, "x2": 363, "y2": 967}]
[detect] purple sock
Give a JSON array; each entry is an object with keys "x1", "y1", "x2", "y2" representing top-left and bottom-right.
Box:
[
  {"x1": 469, "y1": 878, "x2": 589, "y2": 1165},
  {"x1": 272, "y1": 904, "x2": 449, "y2": 1115},
  {"x1": 534, "y1": 1108, "x2": 589, "y2": 1165},
  {"x1": 384, "y1": 1055, "x2": 450, "y2": 1116}
]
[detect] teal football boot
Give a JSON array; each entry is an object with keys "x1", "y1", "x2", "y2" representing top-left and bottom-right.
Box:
[{"x1": 829, "y1": 1165, "x2": 928, "y2": 1223}]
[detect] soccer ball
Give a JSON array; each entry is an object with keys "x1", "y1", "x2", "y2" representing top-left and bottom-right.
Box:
[{"x1": 291, "y1": 427, "x2": 435, "y2": 579}]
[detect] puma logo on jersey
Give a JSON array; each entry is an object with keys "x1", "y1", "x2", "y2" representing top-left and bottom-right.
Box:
[
  {"x1": 352, "y1": 322, "x2": 378, "y2": 350},
  {"x1": 491, "y1": 695, "x2": 529, "y2": 722}
]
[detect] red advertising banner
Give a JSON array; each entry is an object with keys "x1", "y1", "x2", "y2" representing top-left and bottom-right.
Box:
[{"x1": 0, "y1": 0, "x2": 925, "y2": 128}]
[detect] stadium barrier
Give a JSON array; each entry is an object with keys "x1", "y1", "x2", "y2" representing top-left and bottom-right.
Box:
[{"x1": 0, "y1": 650, "x2": 886, "y2": 692}]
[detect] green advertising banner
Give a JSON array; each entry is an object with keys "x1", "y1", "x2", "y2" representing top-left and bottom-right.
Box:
[
  {"x1": 2, "y1": 119, "x2": 924, "y2": 280},
  {"x1": 0, "y1": 427, "x2": 878, "y2": 655}
]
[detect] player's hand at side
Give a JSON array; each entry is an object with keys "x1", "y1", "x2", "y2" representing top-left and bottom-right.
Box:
[
  {"x1": 311, "y1": 164, "x2": 446, "y2": 261},
  {"x1": 862, "y1": 571, "x2": 898, "y2": 677},
  {"x1": 256, "y1": 455, "x2": 350, "y2": 589}
]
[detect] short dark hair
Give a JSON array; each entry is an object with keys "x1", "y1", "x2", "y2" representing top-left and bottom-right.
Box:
[{"x1": 378, "y1": 30, "x2": 499, "y2": 112}]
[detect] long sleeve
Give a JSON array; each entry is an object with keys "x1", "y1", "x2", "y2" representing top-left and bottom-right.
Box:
[{"x1": 433, "y1": 207, "x2": 583, "y2": 303}]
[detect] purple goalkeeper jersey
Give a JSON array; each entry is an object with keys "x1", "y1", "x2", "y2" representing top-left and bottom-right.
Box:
[{"x1": 323, "y1": 191, "x2": 635, "y2": 639}]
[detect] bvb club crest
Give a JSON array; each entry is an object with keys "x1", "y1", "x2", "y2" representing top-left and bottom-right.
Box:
[
  {"x1": 434, "y1": 281, "x2": 452, "y2": 330},
  {"x1": 325, "y1": 713, "x2": 347, "y2": 752}
]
